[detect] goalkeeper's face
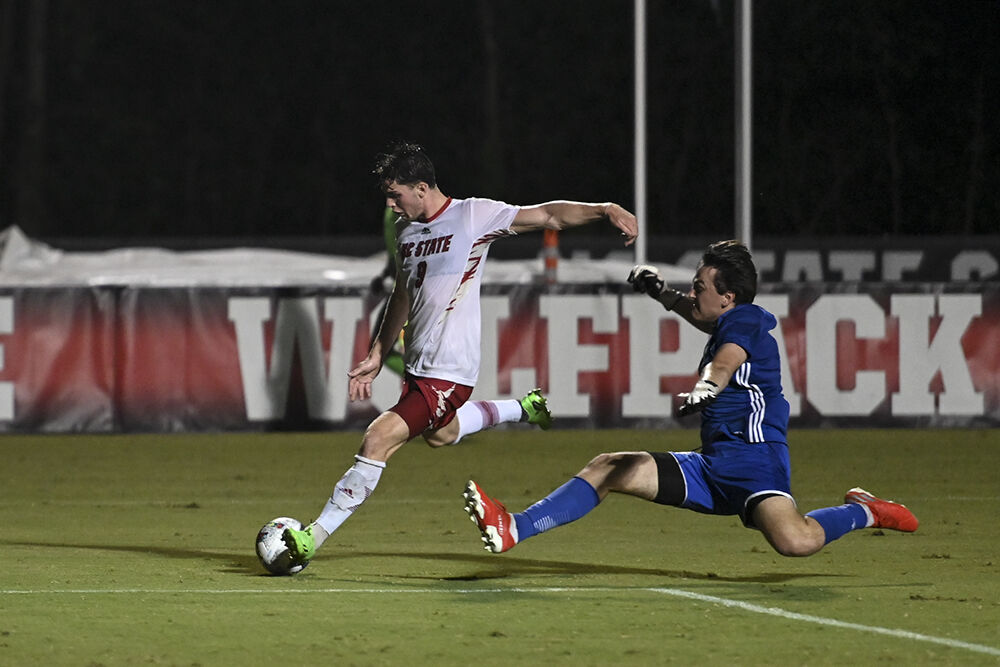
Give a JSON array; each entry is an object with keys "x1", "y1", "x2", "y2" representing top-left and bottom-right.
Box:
[{"x1": 689, "y1": 266, "x2": 735, "y2": 324}]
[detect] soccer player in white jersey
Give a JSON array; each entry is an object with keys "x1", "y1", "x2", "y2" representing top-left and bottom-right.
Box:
[{"x1": 282, "y1": 141, "x2": 638, "y2": 565}]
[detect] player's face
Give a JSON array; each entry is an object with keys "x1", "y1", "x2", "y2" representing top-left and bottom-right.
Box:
[
  {"x1": 688, "y1": 265, "x2": 734, "y2": 324},
  {"x1": 383, "y1": 180, "x2": 425, "y2": 221}
]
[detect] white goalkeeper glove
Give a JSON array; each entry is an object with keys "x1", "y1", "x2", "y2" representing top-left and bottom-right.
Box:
[
  {"x1": 628, "y1": 264, "x2": 664, "y2": 297},
  {"x1": 678, "y1": 379, "x2": 720, "y2": 416}
]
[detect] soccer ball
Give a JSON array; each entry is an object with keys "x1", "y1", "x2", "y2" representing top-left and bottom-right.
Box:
[{"x1": 255, "y1": 517, "x2": 309, "y2": 575}]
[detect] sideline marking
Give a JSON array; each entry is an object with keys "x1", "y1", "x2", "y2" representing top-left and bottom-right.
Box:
[{"x1": 2, "y1": 586, "x2": 997, "y2": 657}]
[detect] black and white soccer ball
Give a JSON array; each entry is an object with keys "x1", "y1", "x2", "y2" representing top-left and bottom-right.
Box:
[{"x1": 255, "y1": 517, "x2": 308, "y2": 575}]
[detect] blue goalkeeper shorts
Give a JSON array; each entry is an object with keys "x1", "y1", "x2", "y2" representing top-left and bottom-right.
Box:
[{"x1": 668, "y1": 438, "x2": 793, "y2": 528}]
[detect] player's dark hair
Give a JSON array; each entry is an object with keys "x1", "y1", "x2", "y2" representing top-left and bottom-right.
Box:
[
  {"x1": 372, "y1": 141, "x2": 437, "y2": 189},
  {"x1": 700, "y1": 239, "x2": 757, "y2": 304}
]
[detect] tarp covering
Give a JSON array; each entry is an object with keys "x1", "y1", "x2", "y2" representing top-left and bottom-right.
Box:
[{"x1": 0, "y1": 225, "x2": 690, "y2": 287}]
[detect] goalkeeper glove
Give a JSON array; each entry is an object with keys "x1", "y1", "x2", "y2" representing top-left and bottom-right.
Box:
[
  {"x1": 678, "y1": 379, "x2": 720, "y2": 416},
  {"x1": 628, "y1": 264, "x2": 684, "y2": 310},
  {"x1": 628, "y1": 264, "x2": 664, "y2": 297}
]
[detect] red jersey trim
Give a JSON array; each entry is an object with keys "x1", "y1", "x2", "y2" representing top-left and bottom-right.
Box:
[{"x1": 425, "y1": 197, "x2": 453, "y2": 223}]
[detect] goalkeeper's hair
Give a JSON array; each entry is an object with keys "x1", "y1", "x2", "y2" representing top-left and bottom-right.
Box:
[
  {"x1": 700, "y1": 240, "x2": 757, "y2": 304},
  {"x1": 373, "y1": 141, "x2": 437, "y2": 189}
]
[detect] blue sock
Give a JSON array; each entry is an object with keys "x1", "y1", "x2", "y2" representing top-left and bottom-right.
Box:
[
  {"x1": 513, "y1": 477, "x2": 601, "y2": 541},
  {"x1": 806, "y1": 503, "x2": 870, "y2": 545}
]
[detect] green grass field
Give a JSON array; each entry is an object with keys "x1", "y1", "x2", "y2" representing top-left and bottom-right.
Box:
[{"x1": 2, "y1": 429, "x2": 998, "y2": 665}]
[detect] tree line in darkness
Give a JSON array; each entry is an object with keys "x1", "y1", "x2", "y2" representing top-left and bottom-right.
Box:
[{"x1": 0, "y1": 0, "x2": 996, "y2": 249}]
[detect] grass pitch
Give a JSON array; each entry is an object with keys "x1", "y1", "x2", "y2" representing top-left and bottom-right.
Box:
[{"x1": 1, "y1": 429, "x2": 998, "y2": 665}]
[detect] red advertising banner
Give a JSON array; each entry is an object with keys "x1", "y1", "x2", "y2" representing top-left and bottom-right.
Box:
[{"x1": 0, "y1": 283, "x2": 995, "y2": 432}]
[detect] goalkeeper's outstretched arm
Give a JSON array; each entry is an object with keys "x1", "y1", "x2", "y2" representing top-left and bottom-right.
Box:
[{"x1": 627, "y1": 264, "x2": 713, "y2": 333}]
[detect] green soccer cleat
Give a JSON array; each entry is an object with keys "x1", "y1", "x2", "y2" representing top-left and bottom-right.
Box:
[
  {"x1": 520, "y1": 388, "x2": 553, "y2": 430},
  {"x1": 282, "y1": 524, "x2": 316, "y2": 565}
]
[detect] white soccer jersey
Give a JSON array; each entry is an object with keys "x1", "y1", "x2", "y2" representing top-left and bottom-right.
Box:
[{"x1": 395, "y1": 196, "x2": 519, "y2": 386}]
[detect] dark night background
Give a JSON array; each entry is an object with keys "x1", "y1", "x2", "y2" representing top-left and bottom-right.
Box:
[{"x1": 0, "y1": 1, "x2": 997, "y2": 255}]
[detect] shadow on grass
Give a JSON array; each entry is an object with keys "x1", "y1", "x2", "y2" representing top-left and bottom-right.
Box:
[
  {"x1": 3, "y1": 539, "x2": 261, "y2": 573},
  {"x1": 337, "y1": 550, "x2": 837, "y2": 584},
  {"x1": 3, "y1": 540, "x2": 842, "y2": 584}
]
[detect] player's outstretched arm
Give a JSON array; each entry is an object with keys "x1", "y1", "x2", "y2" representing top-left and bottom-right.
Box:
[
  {"x1": 662, "y1": 292, "x2": 713, "y2": 333},
  {"x1": 511, "y1": 201, "x2": 638, "y2": 246},
  {"x1": 627, "y1": 264, "x2": 713, "y2": 333}
]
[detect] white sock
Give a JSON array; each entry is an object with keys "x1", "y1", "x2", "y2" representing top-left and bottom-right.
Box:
[
  {"x1": 452, "y1": 399, "x2": 524, "y2": 444},
  {"x1": 308, "y1": 522, "x2": 331, "y2": 549},
  {"x1": 858, "y1": 503, "x2": 875, "y2": 528},
  {"x1": 313, "y1": 455, "x2": 386, "y2": 540}
]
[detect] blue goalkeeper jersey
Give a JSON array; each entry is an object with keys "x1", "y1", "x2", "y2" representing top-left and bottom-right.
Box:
[{"x1": 698, "y1": 303, "x2": 789, "y2": 446}]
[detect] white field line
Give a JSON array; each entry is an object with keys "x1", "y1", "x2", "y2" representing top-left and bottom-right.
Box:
[
  {"x1": 2, "y1": 586, "x2": 997, "y2": 657},
  {"x1": 648, "y1": 587, "x2": 1000, "y2": 658}
]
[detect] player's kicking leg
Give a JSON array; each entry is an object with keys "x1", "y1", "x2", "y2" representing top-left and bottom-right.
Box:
[{"x1": 282, "y1": 453, "x2": 389, "y2": 566}]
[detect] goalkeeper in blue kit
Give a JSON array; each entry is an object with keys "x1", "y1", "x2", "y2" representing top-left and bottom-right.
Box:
[{"x1": 464, "y1": 240, "x2": 918, "y2": 556}]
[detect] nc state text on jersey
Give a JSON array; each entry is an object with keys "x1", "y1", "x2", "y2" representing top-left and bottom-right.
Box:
[{"x1": 400, "y1": 234, "x2": 454, "y2": 259}]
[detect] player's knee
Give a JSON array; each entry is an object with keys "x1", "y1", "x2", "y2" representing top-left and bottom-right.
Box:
[
  {"x1": 422, "y1": 420, "x2": 460, "y2": 448},
  {"x1": 359, "y1": 427, "x2": 401, "y2": 460},
  {"x1": 422, "y1": 431, "x2": 451, "y2": 448},
  {"x1": 582, "y1": 452, "x2": 621, "y2": 475},
  {"x1": 581, "y1": 452, "x2": 644, "y2": 493},
  {"x1": 358, "y1": 411, "x2": 412, "y2": 460},
  {"x1": 767, "y1": 529, "x2": 822, "y2": 558}
]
